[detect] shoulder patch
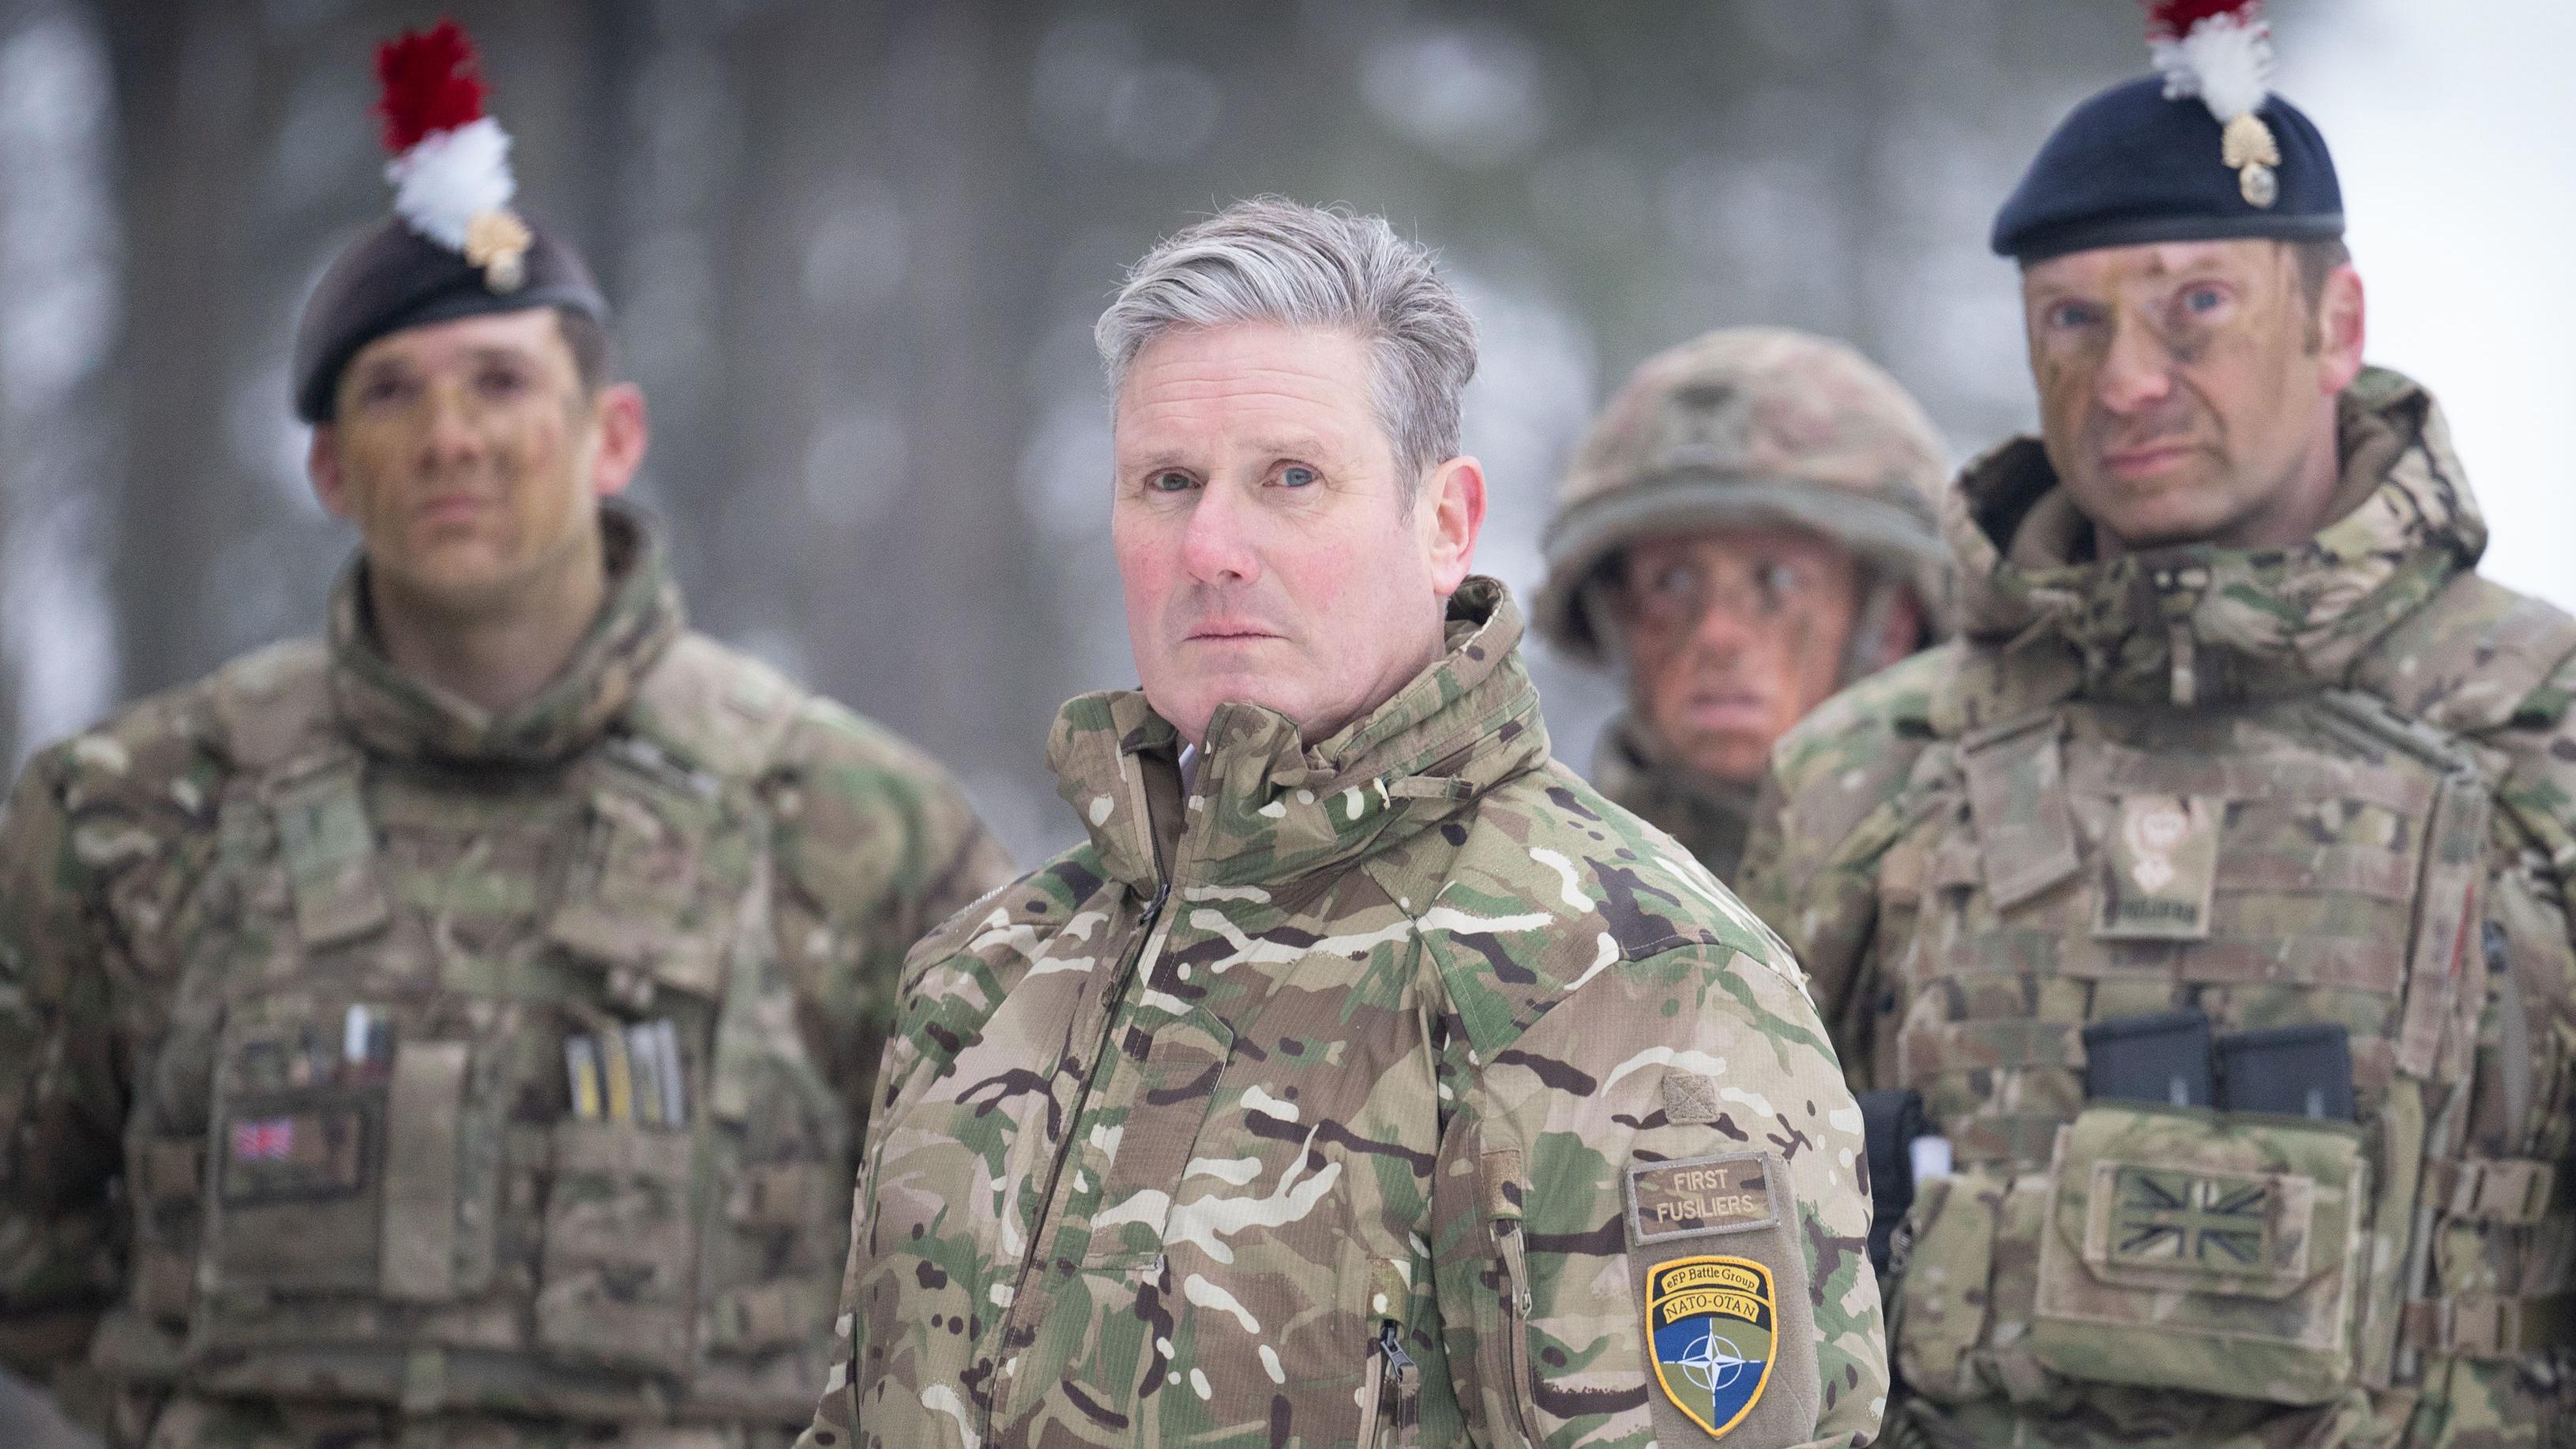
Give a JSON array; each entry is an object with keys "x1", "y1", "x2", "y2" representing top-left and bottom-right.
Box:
[
  {"x1": 1647, "y1": 1255, "x2": 1778, "y2": 1440},
  {"x1": 1624, "y1": 1148, "x2": 1820, "y2": 1446},
  {"x1": 1628, "y1": 1151, "x2": 1777, "y2": 1244}
]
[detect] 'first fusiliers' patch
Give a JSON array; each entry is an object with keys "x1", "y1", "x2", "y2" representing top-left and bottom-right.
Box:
[{"x1": 1647, "y1": 1256, "x2": 1777, "y2": 1439}]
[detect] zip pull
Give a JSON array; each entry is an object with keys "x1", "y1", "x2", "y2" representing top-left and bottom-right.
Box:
[
  {"x1": 1140, "y1": 879, "x2": 1171, "y2": 933},
  {"x1": 1380, "y1": 1319, "x2": 1416, "y2": 1379},
  {"x1": 1357, "y1": 1320, "x2": 1419, "y2": 1449}
]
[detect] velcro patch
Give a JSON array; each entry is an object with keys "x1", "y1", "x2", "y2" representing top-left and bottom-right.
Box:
[
  {"x1": 1627, "y1": 1152, "x2": 1778, "y2": 1244},
  {"x1": 1662, "y1": 1072, "x2": 1724, "y2": 1124}
]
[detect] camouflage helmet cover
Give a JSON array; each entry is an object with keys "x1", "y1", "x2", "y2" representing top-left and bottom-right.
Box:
[{"x1": 1534, "y1": 325, "x2": 1951, "y2": 666}]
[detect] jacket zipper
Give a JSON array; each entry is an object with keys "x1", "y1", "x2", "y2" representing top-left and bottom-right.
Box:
[
  {"x1": 1357, "y1": 1319, "x2": 1418, "y2": 1449},
  {"x1": 982, "y1": 874, "x2": 1174, "y2": 1434},
  {"x1": 1492, "y1": 1219, "x2": 1543, "y2": 1447}
]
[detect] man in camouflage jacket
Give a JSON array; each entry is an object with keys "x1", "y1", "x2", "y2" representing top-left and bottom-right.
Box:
[
  {"x1": 0, "y1": 35, "x2": 1011, "y2": 1444},
  {"x1": 799, "y1": 200, "x2": 1883, "y2": 1449},
  {"x1": 1739, "y1": 58, "x2": 2575, "y2": 1449}
]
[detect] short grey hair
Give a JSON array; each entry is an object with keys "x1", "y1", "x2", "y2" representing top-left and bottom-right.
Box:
[{"x1": 1095, "y1": 197, "x2": 1478, "y2": 493}]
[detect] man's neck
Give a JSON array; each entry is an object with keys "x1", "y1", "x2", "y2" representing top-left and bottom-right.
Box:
[{"x1": 369, "y1": 541, "x2": 610, "y2": 717}]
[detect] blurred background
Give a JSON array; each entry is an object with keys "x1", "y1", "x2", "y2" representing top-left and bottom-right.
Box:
[{"x1": 0, "y1": 2, "x2": 2569, "y2": 1436}]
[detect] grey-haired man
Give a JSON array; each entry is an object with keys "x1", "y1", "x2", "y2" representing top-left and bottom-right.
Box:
[{"x1": 795, "y1": 197, "x2": 1883, "y2": 1449}]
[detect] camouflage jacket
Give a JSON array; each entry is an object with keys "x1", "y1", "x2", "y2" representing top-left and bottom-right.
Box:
[
  {"x1": 1592, "y1": 714, "x2": 1759, "y2": 886},
  {"x1": 0, "y1": 503, "x2": 1012, "y2": 1440},
  {"x1": 802, "y1": 577, "x2": 1886, "y2": 1449},
  {"x1": 1740, "y1": 369, "x2": 2576, "y2": 1447}
]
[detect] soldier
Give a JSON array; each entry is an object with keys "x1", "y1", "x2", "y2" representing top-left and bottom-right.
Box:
[
  {"x1": 0, "y1": 24, "x2": 1012, "y2": 1448},
  {"x1": 1532, "y1": 328, "x2": 1949, "y2": 881},
  {"x1": 1740, "y1": 2, "x2": 2576, "y2": 1444},
  {"x1": 797, "y1": 197, "x2": 1885, "y2": 1448}
]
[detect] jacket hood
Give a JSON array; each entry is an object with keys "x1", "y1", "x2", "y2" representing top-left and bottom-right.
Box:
[
  {"x1": 328, "y1": 500, "x2": 684, "y2": 767},
  {"x1": 1943, "y1": 366, "x2": 2481, "y2": 707},
  {"x1": 1046, "y1": 576, "x2": 1551, "y2": 891}
]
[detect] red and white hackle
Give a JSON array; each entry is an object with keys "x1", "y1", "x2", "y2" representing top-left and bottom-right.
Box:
[
  {"x1": 376, "y1": 21, "x2": 531, "y2": 289},
  {"x1": 2142, "y1": 0, "x2": 2282, "y2": 207}
]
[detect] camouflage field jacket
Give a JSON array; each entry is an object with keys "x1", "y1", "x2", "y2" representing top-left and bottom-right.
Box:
[
  {"x1": 1592, "y1": 714, "x2": 1760, "y2": 887},
  {"x1": 1740, "y1": 370, "x2": 2576, "y2": 1447},
  {"x1": 0, "y1": 503, "x2": 1012, "y2": 1439},
  {"x1": 802, "y1": 578, "x2": 1886, "y2": 1449}
]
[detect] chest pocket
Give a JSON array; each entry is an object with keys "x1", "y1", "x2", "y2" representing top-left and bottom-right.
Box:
[
  {"x1": 186, "y1": 753, "x2": 522, "y2": 1353},
  {"x1": 534, "y1": 749, "x2": 844, "y2": 1381}
]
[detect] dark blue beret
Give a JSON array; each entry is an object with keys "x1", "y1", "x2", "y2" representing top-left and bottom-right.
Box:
[
  {"x1": 291, "y1": 214, "x2": 610, "y2": 423},
  {"x1": 1992, "y1": 76, "x2": 2343, "y2": 262}
]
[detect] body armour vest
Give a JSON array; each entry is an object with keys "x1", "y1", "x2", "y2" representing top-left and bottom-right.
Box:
[
  {"x1": 85, "y1": 636, "x2": 848, "y2": 1428},
  {"x1": 1745, "y1": 370, "x2": 2576, "y2": 1443}
]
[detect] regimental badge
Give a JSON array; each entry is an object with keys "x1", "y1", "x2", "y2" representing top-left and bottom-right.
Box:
[
  {"x1": 2096, "y1": 794, "x2": 2221, "y2": 940},
  {"x1": 1645, "y1": 1256, "x2": 1776, "y2": 1440}
]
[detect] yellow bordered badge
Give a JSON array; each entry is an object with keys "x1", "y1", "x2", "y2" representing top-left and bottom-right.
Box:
[{"x1": 1646, "y1": 1255, "x2": 1776, "y2": 1440}]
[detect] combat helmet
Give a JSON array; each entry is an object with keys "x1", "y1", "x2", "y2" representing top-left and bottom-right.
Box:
[{"x1": 1533, "y1": 326, "x2": 1951, "y2": 681}]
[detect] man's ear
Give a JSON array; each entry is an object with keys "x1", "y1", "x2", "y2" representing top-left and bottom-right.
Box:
[
  {"x1": 1420, "y1": 454, "x2": 1486, "y2": 595},
  {"x1": 588, "y1": 382, "x2": 649, "y2": 498},
  {"x1": 2315, "y1": 263, "x2": 2366, "y2": 394},
  {"x1": 308, "y1": 425, "x2": 355, "y2": 521}
]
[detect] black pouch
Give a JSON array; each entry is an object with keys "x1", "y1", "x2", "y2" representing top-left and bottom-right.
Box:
[
  {"x1": 2082, "y1": 1009, "x2": 2216, "y2": 1109},
  {"x1": 2217, "y1": 1023, "x2": 2356, "y2": 1122},
  {"x1": 1858, "y1": 1087, "x2": 1927, "y2": 1274}
]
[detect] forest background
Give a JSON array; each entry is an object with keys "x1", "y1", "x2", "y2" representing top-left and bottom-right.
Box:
[{"x1": 2, "y1": 2, "x2": 2570, "y2": 1438}]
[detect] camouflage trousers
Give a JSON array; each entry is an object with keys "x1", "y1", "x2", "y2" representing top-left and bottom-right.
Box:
[{"x1": 114, "y1": 1395, "x2": 800, "y2": 1449}]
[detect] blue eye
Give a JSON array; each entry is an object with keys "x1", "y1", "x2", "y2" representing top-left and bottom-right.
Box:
[
  {"x1": 1148, "y1": 470, "x2": 1195, "y2": 493},
  {"x1": 2182, "y1": 286, "x2": 2225, "y2": 314},
  {"x1": 1279, "y1": 465, "x2": 1317, "y2": 488},
  {"x1": 2045, "y1": 301, "x2": 2105, "y2": 331}
]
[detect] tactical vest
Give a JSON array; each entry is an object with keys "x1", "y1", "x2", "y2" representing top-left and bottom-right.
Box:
[
  {"x1": 1875, "y1": 598, "x2": 2576, "y2": 1415},
  {"x1": 88, "y1": 637, "x2": 848, "y2": 1427}
]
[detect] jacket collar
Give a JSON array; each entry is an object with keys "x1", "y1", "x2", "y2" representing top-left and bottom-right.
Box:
[
  {"x1": 1046, "y1": 576, "x2": 1550, "y2": 892},
  {"x1": 1942, "y1": 366, "x2": 2480, "y2": 711},
  {"x1": 328, "y1": 500, "x2": 685, "y2": 768}
]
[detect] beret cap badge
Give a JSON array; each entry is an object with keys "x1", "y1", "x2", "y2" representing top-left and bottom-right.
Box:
[
  {"x1": 2150, "y1": 0, "x2": 2281, "y2": 208},
  {"x1": 464, "y1": 208, "x2": 533, "y2": 293}
]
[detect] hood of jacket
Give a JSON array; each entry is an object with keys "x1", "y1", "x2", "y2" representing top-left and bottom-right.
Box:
[
  {"x1": 1046, "y1": 576, "x2": 1551, "y2": 892},
  {"x1": 327, "y1": 499, "x2": 684, "y2": 768},
  {"x1": 1943, "y1": 366, "x2": 2480, "y2": 708}
]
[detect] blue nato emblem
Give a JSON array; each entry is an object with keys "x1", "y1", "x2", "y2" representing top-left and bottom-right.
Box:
[{"x1": 1647, "y1": 1256, "x2": 1778, "y2": 1439}]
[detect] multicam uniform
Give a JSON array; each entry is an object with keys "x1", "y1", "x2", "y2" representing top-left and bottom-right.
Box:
[
  {"x1": 0, "y1": 505, "x2": 1013, "y2": 1447},
  {"x1": 1532, "y1": 328, "x2": 1951, "y2": 884},
  {"x1": 800, "y1": 579, "x2": 1886, "y2": 1449},
  {"x1": 1740, "y1": 370, "x2": 2576, "y2": 1446}
]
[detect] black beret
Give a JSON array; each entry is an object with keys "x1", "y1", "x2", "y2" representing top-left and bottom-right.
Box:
[
  {"x1": 291, "y1": 214, "x2": 609, "y2": 422},
  {"x1": 1992, "y1": 76, "x2": 2342, "y2": 263}
]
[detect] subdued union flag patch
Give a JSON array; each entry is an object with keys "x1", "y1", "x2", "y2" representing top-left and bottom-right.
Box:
[{"x1": 1645, "y1": 1255, "x2": 1776, "y2": 1440}]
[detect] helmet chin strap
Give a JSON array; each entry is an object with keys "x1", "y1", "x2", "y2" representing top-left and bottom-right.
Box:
[
  {"x1": 1837, "y1": 572, "x2": 1917, "y2": 690},
  {"x1": 1575, "y1": 570, "x2": 1630, "y2": 670}
]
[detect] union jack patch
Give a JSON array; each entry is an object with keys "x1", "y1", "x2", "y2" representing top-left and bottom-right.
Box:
[
  {"x1": 2105, "y1": 1166, "x2": 2278, "y2": 1271},
  {"x1": 232, "y1": 1117, "x2": 297, "y2": 1162}
]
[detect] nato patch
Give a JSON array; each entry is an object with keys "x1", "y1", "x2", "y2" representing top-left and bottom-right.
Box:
[{"x1": 1646, "y1": 1256, "x2": 1776, "y2": 1440}]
